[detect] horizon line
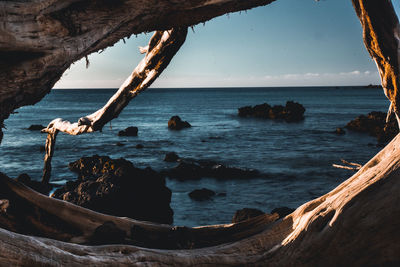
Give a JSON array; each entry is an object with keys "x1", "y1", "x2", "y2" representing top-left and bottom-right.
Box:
[{"x1": 53, "y1": 84, "x2": 382, "y2": 90}]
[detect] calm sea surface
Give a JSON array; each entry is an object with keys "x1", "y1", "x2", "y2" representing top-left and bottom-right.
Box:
[{"x1": 0, "y1": 87, "x2": 389, "y2": 226}]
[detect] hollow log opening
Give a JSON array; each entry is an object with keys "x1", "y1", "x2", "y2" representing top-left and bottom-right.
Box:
[{"x1": 0, "y1": 0, "x2": 400, "y2": 266}]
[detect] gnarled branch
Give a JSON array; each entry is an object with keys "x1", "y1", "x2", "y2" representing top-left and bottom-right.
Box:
[{"x1": 41, "y1": 28, "x2": 188, "y2": 183}]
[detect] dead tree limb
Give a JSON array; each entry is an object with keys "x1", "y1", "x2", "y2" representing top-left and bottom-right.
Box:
[
  {"x1": 352, "y1": 0, "x2": 400, "y2": 124},
  {"x1": 332, "y1": 159, "x2": 362, "y2": 171},
  {"x1": 41, "y1": 28, "x2": 188, "y2": 183}
]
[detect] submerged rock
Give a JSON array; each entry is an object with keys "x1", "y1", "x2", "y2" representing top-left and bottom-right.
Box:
[
  {"x1": 118, "y1": 126, "x2": 138, "y2": 136},
  {"x1": 53, "y1": 155, "x2": 173, "y2": 224},
  {"x1": 162, "y1": 160, "x2": 260, "y2": 181},
  {"x1": 164, "y1": 152, "x2": 180, "y2": 162},
  {"x1": 27, "y1": 124, "x2": 45, "y2": 131},
  {"x1": 334, "y1": 127, "x2": 346, "y2": 135},
  {"x1": 345, "y1": 111, "x2": 398, "y2": 143},
  {"x1": 168, "y1": 116, "x2": 191, "y2": 130},
  {"x1": 135, "y1": 144, "x2": 144, "y2": 149},
  {"x1": 271, "y1": 207, "x2": 295, "y2": 218},
  {"x1": 238, "y1": 101, "x2": 305, "y2": 122},
  {"x1": 232, "y1": 208, "x2": 265, "y2": 223},
  {"x1": 188, "y1": 188, "x2": 215, "y2": 201}
]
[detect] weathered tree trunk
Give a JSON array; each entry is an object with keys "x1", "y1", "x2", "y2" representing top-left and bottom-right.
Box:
[
  {"x1": 1, "y1": 133, "x2": 400, "y2": 266},
  {"x1": 0, "y1": 0, "x2": 276, "y2": 144},
  {"x1": 352, "y1": 0, "x2": 400, "y2": 123}
]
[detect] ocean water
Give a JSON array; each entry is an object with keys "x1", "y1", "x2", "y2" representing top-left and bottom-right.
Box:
[{"x1": 0, "y1": 87, "x2": 389, "y2": 226}]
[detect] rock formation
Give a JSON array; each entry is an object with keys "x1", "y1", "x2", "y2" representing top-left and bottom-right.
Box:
[
  {"x1": 53, "y1": 155, "x2": 173, "y2": 224},
  {"x1": 168, "y1": 116, "x2": 192, "y2": 130},
  {"x1": 238, "y1": 101, "x2": 305, "y2": 122},
  {"x1": 346, "y1": 111, "x2": 399, "y2": 143}
]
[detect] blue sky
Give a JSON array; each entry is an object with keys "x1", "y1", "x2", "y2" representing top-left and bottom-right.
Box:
[{"x1": 55, "y1": 0, "x2": 400, "y2": 88}]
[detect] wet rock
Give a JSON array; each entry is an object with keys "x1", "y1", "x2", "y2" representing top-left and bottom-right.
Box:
[
  {"x1": 53, "y1": 155, "x2": 173, "y2": 224},
  {"x1": 335, "y1": 127, "x2": 346, "y2": 135},
  {"x1": 232, "y1": 208, "x2": 264, "y2": 223},
  {"x1": 238, "y1": 101, "x2": 305, "y2": 122},
  {"x1": 162, "y1": 160, "x2": 260, "y2": 181},
  {"x1": 118, "y1": 126, "x2": 138, "y2": 136},
  {"x1": 116, "y1": 142, "x2": 125, "y2": 146},
  {"x1": 27, "y1": 124, "x2": 45, "y2": 131},
  {"x1": 345, "y1": 111, "x2": 398, "y2": 143},
  {"x1": 188, "y1": 188, "x2": 215, "y2": 201},
  {"x1": 164, "y1": 152, "x2": 180, "y2": 162},
  {"x1": 271, "y1": 207, "x2": 295, "y2": 218},
  {"x1": 135, "y1": 144, "x2": 144, "y2": 149},
  {"x1": 168, "y1": 116, "x2": 191, "y2": 130}
]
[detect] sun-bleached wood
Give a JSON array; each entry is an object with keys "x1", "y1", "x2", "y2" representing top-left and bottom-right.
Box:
[{"x1": 41, "y1": 28, "x2": 187, "y2": 183}]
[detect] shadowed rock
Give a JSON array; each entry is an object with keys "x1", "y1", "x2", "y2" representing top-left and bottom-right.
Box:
[
  {"x1": 162, "y1": 160, "x2": 260, "y2": 181},
  {"x1": 345, "y1": 111, "x2": 398, "y2": 143},
  {"x1": 232, "y1": 208, "x2": 265, "y2": 223},
  {"x1": 53, "y1": 155, "x2": 173, "y2": 224},
  {"x1": 168, "y1": 116, "x2": 191, "y2": 130},
  {"x1": 164, "y1": 152, "x2": 180, "y2": 162},
  {"x1": 238, "y1": 101, "x2": 305, "y2": 122},
  {"x1": 27, "y1": 124, "x2": 45, "y2": 131},
  {"x1": 118, "y1": 126, "x2": 138, "y2": 136},
  {"x1": 188, "y1": 188, "x2": 215, "y2": 201},
  {"x1": 271, "y1": 207, "x2": 295, "y2": 218}
]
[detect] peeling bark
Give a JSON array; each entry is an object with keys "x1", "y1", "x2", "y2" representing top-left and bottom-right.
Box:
[
  {"x1": 41, "y1": 27, "x2": 187, "y2": 183},
  {"x1": 352, "y1": 0, "x2": 400, "y2": 124}
]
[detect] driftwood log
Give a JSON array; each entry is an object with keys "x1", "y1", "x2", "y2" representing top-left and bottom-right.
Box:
[{"x1": 1, "y1": 0, "x2": 400, "y2": 266}]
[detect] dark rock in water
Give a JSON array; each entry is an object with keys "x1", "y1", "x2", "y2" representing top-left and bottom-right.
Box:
[
  {"x1": 271, "y1": 207, "x2": 295, "y2": 218},
  {"x1": 217, "y1": 192, "x2": 227, "y2": 197},
  {"x1": 188, "y1": 188, "x2": 215, "y2": 201},
  {"x1": 232, "y1": 208, "x2": 264, "y2": 223},
  {"x1": 238, "y1": 101, "x2": 305, "y2": 122},
  {"x1": 135, "y1": 144, "x2": 144, "y2": 149},
  {"x1": 118, "y1": 126, "x2": 138, "y2": 136},
  {"x1": 284, "y1": 101, "x2": 306, "y2": 122},
  {"x1": 162, "y1": 160, "x2": 260, "y2": 181},
  {"x1": 90, "y1": 221, "x2": 126, "y2": 245},
  {"x1": 53, "y1": 155, "x2": 173, "y2": 224},
  {"x1": 164, "y1": 152, "x2": 180, "y2": 162},
  {"x1": 16, "y1": 173, "x2": 53, "y2": 195},
  {"x1": 116, "y1": 142, "x2": 125, "y2": 146},
  {"x1": 335, "y1": 127, "x2": 346, "y2": 135},
  {"x1": 345, "y1": 111, "x2": 398, "y2": 143},
  {"x1": 27, "y1": 124, "x2": 45, "y2": 131},
  {"x1": 168, "y1": 116, "x2": 191, "y2": 130}
]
